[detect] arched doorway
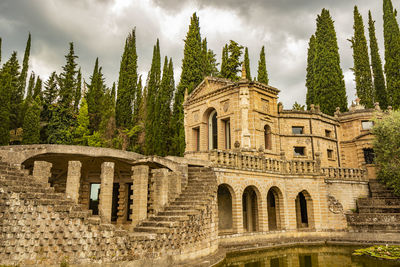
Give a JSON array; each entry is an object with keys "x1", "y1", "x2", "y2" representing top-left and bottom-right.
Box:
[
  {"x1": 242, "y1": 186, "x2": 259, "y2": 232},
  {"x1": 217, "y1": 184, "x2": 233, "y2": 231},
  {"x1": 267, "y1": 187, "x2": 283, "y2": 231},
  {"x1": 264, "y1": 125, "x2": 271, "y2": 150},
  {"x1": 295, "y1": 190, "x2": 314, "y2": 229},
  {"x1": 208, "y1": 110, "x2": 218, "y2": 150}
]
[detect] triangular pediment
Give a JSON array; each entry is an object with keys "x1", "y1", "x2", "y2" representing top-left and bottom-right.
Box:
[{"x1": 186, "y1": 77, "x2": 233, "y2": 103}]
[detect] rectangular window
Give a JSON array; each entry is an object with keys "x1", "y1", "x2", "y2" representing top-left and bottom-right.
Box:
[
  {"x1": 325, "y1": 130, "x2": 332, "y2": 138},
  {"x1": 292, "y1": 126, "x2": 304, "y2": 134},
  {"x1": 294, "y1": 147, "x2": 305, "y2": 156},
  {"x1": 327, "y1": 149, "x2": 334, "y2": 159},
  {"x1": 361, "y1": 121, "x2": 374, "y2": 130},
  {"x1": 193, "y1": 127, "x2": 200, "y2": 151},
  {"x1": 89, "y1": 183, "x2": 100, "y2": 215},
  {"x1": 224, "y1": 119, "x2": 231, "y2": 149},
  {"x1": 363, "y1": 148, "x2": 375, "y2": 164}
]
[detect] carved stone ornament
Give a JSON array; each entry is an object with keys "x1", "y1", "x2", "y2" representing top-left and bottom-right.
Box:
[
  {"x1": 328, "y1": 195, "x2": 343, "y2": 214},
  {"x1": 223, "y1": 101, "x2": 229, "y2": 112},
  {"x1": 234, "y1": 141, "x2": 240, "y2": 148}
]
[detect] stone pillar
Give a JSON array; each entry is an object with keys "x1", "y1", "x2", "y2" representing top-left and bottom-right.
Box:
[
  {"x1": 131, "y1": 165, "x2": 149, "y2": 226},
  {"x1": 152, "y1": 168, "x2": 169, "y2": 214},
  {"x1": 117, "y1": 183, "x2": 128, "y2": 223},
  {"x1": 98, "y1": 162, "x2": 115, "y2": 222},
  {"x1": 168, "y1": 172, "x2": 182, "y2": 202},
  {"x1": 32, "y1": 161, "x2": 52, "y2": 183},
  {"x1": 65, "y1": 161, "x2": 82, "y2": 203},
  {"x1": 239, "y1": 86, "x2": 251, "y2": 149}
]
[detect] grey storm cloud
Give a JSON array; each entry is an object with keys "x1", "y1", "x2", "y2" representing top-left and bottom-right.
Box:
[{"x1": 0, "y1": 0, "x2": 389, "y2": 107}]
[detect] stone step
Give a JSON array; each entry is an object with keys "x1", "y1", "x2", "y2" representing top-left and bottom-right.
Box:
[
  {"x1": 358, "y1": 197, "x2": 400, "y2": 206},
  {"x1": 3, "y1": 185, "x2": 55, "y2": 194},
  {"x1": 165, "y1": 204, "x2": 203, "y2": 211},
  {"x1": 0, "y1": 179, "x2": 50, "y2": 189},
  {"x1": 158, "y1": 210, "x2": 199, "y2": 216},
  {"x1": 149, "y1": 215, "x2": 189, "y2": 222},
  {"x1": 140, "y1": 220, "x2": 179, "y2": 228},
  {"x1": 129, "y1": 232, "x2": 157, "y2": 241},
  {"x1": 133, "y1": 226, "x2": 170, "y2": 234},
  {"x1": 172, "y1": 200, "x2": 208, "y2": 206},
  {"x1": 348, "y1": 222, "x2": 400, "y2": 231},
  {"x1": 371, "y1": 191, "x2": 396, "y2": 198},
  {"x1": 347, "y1": 213, "x2": 400, "y2": 224},
  {"x1": 358, "y1": 206, "x2": 400, "y2": 213},
  {"x1": 19, "y1": 192, "x2": 65, "y2": 201}
]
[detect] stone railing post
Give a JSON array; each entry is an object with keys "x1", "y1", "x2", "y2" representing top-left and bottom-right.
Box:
[
  {"x1": 65, "y1": 161, "x2": 82, "y2": 204},
  {"x1": 99, "y1": 161, "x2": 115, "y2": 222},
  {"x1": 280, "y1": 152, "x2": 287, "y2": 173},
  {"x1": 315, "y1": 152, "x2": 321, "y2": 173},
  {"x1": 33, "y1": 161, "x2": 52, "y2": 184},
  {"x1": 131, "y1": 165, "x2": 149, "y2": 227},
  {"x1": 152, "y1": 168, "x2": 169, "y2": 214}
]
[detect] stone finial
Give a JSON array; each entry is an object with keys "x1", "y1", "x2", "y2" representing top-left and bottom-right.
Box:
[
  {"x1": 310, "y1": 104, "x2": 315, "y2": 112},
  {"x1": 374, "y1": 102, "x2": 381, "y2": 111},
  {"x1": 280, "y1": 152, "x2": 286, "y2": 160},
  {"x1": 278, "y1": 102, "x2": 283, "y2": 113},
  {"x1": 315, "y1": 104, "x2": 321, "y2": 113},
  {"x1": 241, "y1": 63, "x2": 247, "y2": 80},
  {"x1": 355, "y1": 97, "x2": 360, "y2": 105},
  {"x1": 334, "y1": 107, "x2": 340, "y2": 117},
  {"x1": 388, "y1": 106, "x2": 393, "y2": 112},
  {"x1": 184, "y1": 88, "x2": 188, "y2": 102}
]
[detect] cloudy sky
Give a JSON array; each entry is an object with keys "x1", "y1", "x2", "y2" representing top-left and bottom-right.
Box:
[{"x1": 0, "y1": 0, "x2": 388, "y2": 108}]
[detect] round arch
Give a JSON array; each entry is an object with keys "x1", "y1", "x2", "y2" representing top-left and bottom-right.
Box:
[
  {"x1": 267, "y1": 186, "x2": 284, "y2": 231},
  {"x1": 217, "y1": 183, "x2": 235, "y2": 232},
  {"x1": 295, "y1": 190, "x2": 315, "y2": 229},
  {"x1": 242, "y1": 185, "x2": 261, "y2": 232}
]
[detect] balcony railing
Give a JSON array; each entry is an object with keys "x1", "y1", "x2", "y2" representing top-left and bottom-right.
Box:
[{"x1": 321, "y1": 167, "x2": 367, "y2": 181}]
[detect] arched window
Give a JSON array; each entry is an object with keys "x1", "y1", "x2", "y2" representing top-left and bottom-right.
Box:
[
  {"x1": 264, "y1": 125, "x2": 271, "y2": 150},
  {"x1": 242, "y1": 186, "x2": 259, "y2": 232},
  {"x1": 218, "y1": 184, "x2": 233, "y2": 230},
  {"x1": 209, "y1": 110, "x2": 218, "y2": 150}
]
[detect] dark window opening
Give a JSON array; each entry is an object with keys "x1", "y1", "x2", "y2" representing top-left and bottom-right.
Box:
[
  {"x1": 264, "y1": 125, "x2": 272, "y2": 150},
  {"x1": 294, "y1": 147, "x2": 305, "y2": 156},
  {"x1": 327, "y1": 149, "x2": 333, "y2": 159},
  {"x1": 212, "y1": 112, "x2": 218, "y2": 149},
  {"x1": 325, "y1": 130, "x2": 332, "y2": 137},
  {"x1": 193, "y1": 127, "x2": 200, "y2": 151},
  {"x1": 111, "y1": 183, "x2": 120, "y2": 222},
  {"x1": 292, "y1": 126, "x2": 304, "y2": 134},
  {"x1": 127, "y1": 183, "x2": 133, "y2": 221},
  {"x1": 299, "y1": 192, "x2": 308, "y2": 224},
  {"x1": 224, "y1": 119, "x2": 231, "y2": 149},
  {"x1": 363, "y1": 148, "x2": 375, "y2": 164},
  {"x1": 89, "y1": 183, "x2": 100, "y2": 215}
]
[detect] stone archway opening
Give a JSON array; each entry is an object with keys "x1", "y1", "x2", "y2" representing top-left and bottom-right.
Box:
[
  {"x1": 267, "y1": 186, "x2": 283, "y2": 231},
  {"x1": 217, "y1": 184, "x2": 233, "y2": 231},
  {"x1": 242, "y1": 186, "x2": 259, "y2": 232},
  {"x1": 208, "y1": 109, "x2": 218, "y2": 150},
  {"x1": 295, "y1": 190, "x2": 314, "y2": 229}
]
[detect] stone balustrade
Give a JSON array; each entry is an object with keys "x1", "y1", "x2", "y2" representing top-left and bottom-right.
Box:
[{"x1": 322, "y1": 167, "x2": 367, "y2": 181}]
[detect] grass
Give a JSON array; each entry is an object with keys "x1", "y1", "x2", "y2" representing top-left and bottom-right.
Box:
[{"x1": 353, "y1": 245, "x2": 400, "y2": 260}]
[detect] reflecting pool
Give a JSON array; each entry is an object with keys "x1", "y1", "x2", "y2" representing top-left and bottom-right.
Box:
[{"x1": 218, "y1": 244, "x2": 400, "y2": 267}]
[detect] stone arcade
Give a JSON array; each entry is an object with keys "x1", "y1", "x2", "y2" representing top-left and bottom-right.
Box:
[{"x1": 0, "y1": 73, "x2": 398, "y2": 266}]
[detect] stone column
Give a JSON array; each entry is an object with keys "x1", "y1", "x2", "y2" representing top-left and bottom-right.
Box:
[
  {"x1": 98, "y1": 162, "x2": 115, "y2": 222},
  {"x1": 65, "y1": 161, "x2": 82, "y2": 203},
  {"x1": 33, "y1": 161, "x2": 52, "y2": 183},
  {"x1": 239, "y1": 86, "x2": 251, "y2": 149},
  {"x1": 152, "y1": 168, "x2": 169, "y2": 214},
  {"x1": 117, "y1": 183, "x2": 128, "y2": 223},
  {"x1": 131, "y1": 165, "x2": 149, "y2": 226}
]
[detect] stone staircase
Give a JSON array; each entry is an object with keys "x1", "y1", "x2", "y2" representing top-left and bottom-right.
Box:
[
  {"x1": 134, "y1": 166, "x2": 217, "y2": 235},
  {"x1": 346, "y1": 180, "x2": 400, "y2": 232}
]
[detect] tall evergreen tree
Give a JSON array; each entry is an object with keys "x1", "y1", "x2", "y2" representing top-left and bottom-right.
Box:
[
  {"x1": 368, "y1": 11, "x2": 388, "y2": 109},
  {"x1": 33, "y1": 76, "x2": 42, "y2": 100},
  {"x1": 26, "y1": 72, "x2": 35, "y2": 99},
  {"x1": 19, "y1": 33, "x2": 31, "y2": 99},
  {"x1": 306, "y1": 35, "x2": 317, "y2": 109},
  {"x1": 145, "y1": 40, "x2": 161, "y2": 155},
  {"x1": 257, "y1": 46, "x2": 269, "y2": 85},
  {"x1": 220, "y1": 44, "x2": 229, "y2": 78},
  {"x1": 58, "y1": 42, "x2": 78, "y2": 108},
  {"x1": 73, "y1": 97, "x2": 90, "y2": 146},
  {"x1": 111, "y1": 82, "x2": 116, "y2": 107},
  {"x1": 74, "y1": 68, "x2": 82, "y2": 113},
  {"x1": 313, "y1": 9, "x2": 348, "y2": 115},
  {"x1": 383, "y1": 0, "x2": 400, "y2": 108},
  {"x1": 0, "y1": 53, "x2": 20, "y2": 145},
  {"x1": 22, "y1": 96, "x2": 41, "y2": 144},
  {"x1": 351, "y1": 6, "x2": 374, "y2": 108},
  {"x1": 116, "y1": 29, "x2": 138, "y2": 128},
  {"x1": 41, "y1": 72, "x2": 58, "y2": 124},
  {"x1": 221, "y1": 40, "x2": 243, "y2": 81},
  {"x1": 244, "y1": 47, "x2": 251, "y2": 80},
  {"x1": 5, "y1": 52, "x2": 21, "y2": 134},
  {"x1": 207, "y1": 49, "x2": 219, "y2": 77},
  {"x1": 0, "y1": 37, "x2": 2, "y2": 64},
  {"x1": 171, "y1": 13, "x2": 203, "y2": 156},
  {"x1": 86, "y1": 58, "x2": 106, "y2": 132}
]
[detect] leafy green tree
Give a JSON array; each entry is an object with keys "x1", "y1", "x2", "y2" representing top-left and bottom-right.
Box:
[
  {"x1": 116, "y1": 29, "x2": 138, "y2": 129},
  {"x1": 0, "y1": 53, "x2": 20, "y2": 145},
  {"x1": 73, "y1": 97, "x2": 90, "y2": 145},
  {"x1": 351, "y1": 6, "x2": 374, "y2": 108},
  {"x1": 220, "y1": 44, "x2": 229, "y2": 78},
  {"x1": 221, "y1": 40, "x2": 243, "y2": 81},
  {"x1": 313, "y1": 9, "x2": 348, "y2": 115},
  {"x1": 306, "y1": 35, "x2": 316, "y2": 109},
  {"x1": 383, "y1": 0, "x2": 400, "y2": 108},
  {"x1": 58, "y1": 42, "x2": 78, "y2": 109},
  {"x1": 22, "y1": 96, "x2": 41, "y2": 144},
  {"x1": 171, "y1": 13, "x2": 203, "y2": 156},
  {"x1": 257, "y1": 46, "x2": 269, "y2": 85},
  {"x1": 40, "y1": 72, "x2": 58, "y2": 142},
  {"x1": 46, "y1": 105, "x2": 74, "y2": 144},
  {"x1": 368, "y1": 11, "x2": 387, "y2": 109},
  {"x1": 292, "y1": 102, "x2": 305, "y2": 111},
  {"x1": 145, "y1": 40, "x2": 161, "y2": 155},
  {"x1": 372, "y1": 111, "x2": 400, "y2": 196},
  {"x1": 244, "y1": 47, "x2": 251, "y2": 80}
]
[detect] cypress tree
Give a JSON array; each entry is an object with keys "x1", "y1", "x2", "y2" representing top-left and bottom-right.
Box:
[
  {"x1": 257, "y1": 46, "x2": 269, "y2": 85},
  {"x1": 0, "y1": 37, "x2": 2, "y2": 64},
  {"x1": 19, "y1": 33, "x2": 31, "y2": 99},
  {"x1": 116, "y1": 29, "x2": 138, "y2": 128},
  {"x1": 207, "y1": 49, "x2": 219, "y2": 77},
  {"x1": 313, "y1": 9, "x2": 348, "y2": 115},
  {"x1": 306, "y1": 35, "x2": 316, "y2": 109},
  {"x1": 0, "y1": 53, "x2": 20, "y2": 145},
  {"x1": 26, "y1": 72, "x2": 35, "y2": 99},
  {"x1": 111, "y1": 82, "x2": 116, "y2": 108},
  {"x1": 32, "y1": 76, "x2": 42, "y2": 100},
  {"x1": 41, "y1": 72, "x2": 58, "y2": 125},
  {"x1": 58, "y1": 42, "x2": 78, "y2": 109},
  {"x1": 368, "y1": 11, "x2": 388, "y2": 109},
  {"x1": 74, "y1": 68, "x2": 82, "y2": 113},
  {"x1": 220, "y1": 44, "x2": 229, "y2": 78},
  {"x1": 222, "y1": 40, "x2": 243, "y2": 81},
  {"x1": 22, "y1": 96, "x2": 41, "y2": 144},
  {"x1": 86, "y1": 58, "x2": 106, "y2": 132},
  {"x1": 171, "y1": 13, "x2": 203, "y2": 156},
  {"x1": 145, "y1": 40, "x2": 161, "y2": 155},
  {"x1": 383, "y1": 0, "x2": 400, "y2": 108},
  {"x1": 244, "y1": 47, "x2": 251, "y2": 80},
  {"x1": 351, "y1": 6, "x2": 374, "y2": 108},
  {"x1": 73, "y1": 97, "x2": 90, "y2": 146}
]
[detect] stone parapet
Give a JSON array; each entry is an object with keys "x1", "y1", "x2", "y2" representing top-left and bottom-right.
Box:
[{"x1": 322, "y1": 167, "x2": 367, "y2": 181}]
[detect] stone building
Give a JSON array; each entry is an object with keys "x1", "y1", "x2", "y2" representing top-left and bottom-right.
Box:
[{"x1": 0, "y1": 70, "x2": 395, "y2": 266}]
